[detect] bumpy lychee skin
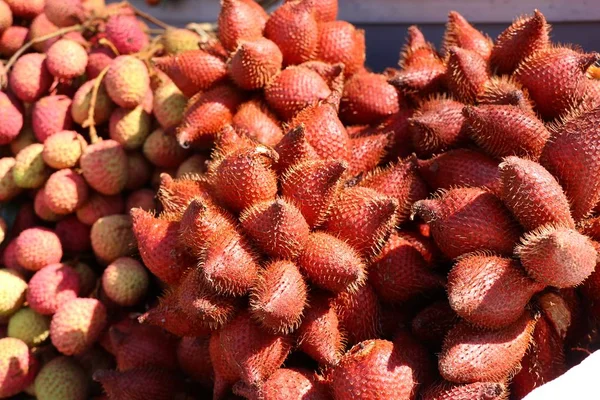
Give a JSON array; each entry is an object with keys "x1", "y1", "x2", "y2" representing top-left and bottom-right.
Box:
[
  {"x1": 7, "y1": 307, "x2": 50, "y2": 347},
  {"x1": 340, "y1": 72, "x2": 400, "y2": 125},
  {"x1": 439, "y1": 313, "x2": 536, "y2": 384},
  {"x1": 34, "y1": 356, "x2": 89, "y2": 400},
  {"x1": 10, "y1": 125, "x2": 36, "y2": 157},
  {"x1": 447, "y1": 255, "x2": 543, "y2": 329},
  {"x1": 55, "y1": 216, "x2": 90, "y2": 254},
  {"x1": 27, "y1": 263, "x2": 80, "y2": 315},
  {"x1": 51, "y1": 298, "x2": 107, "y2": 355},
  {"x1": 34, "y1": 187, "x2": 61, "y2": 222},
  {"x1": 105, "y1": 55, "x2": 150, "y2": 108},
  {"x1": 0, "y1": 25, "x2": 26, "y2": 57},
  {"x1": 413, "y1": 187, "x2": 521, "y2": 259},
  {"x1": 5, "y1": 0, "x2": 44, "y2": 19},
  {"x1": 161, "y1": 28, "x2": 200, "y2": 54},
  {"x1": 152, "y1": 79, "x2": 186, "y2": 130},
  {"x1": 9, "y1": 53, "x2": 52, "y2": 103},
  {"x1": 80, "y1": 140, "x2": 128, "y2": 196},
  {"x1": 0, "y1": 269, "x2": 27, "y2": 323},
  {"x1": 102, "y1": 257, "x2": 149, "y2": 306},
  {"x1": 13, "y1": 143, "x2": 51, "y2": 189},
  {"x1": 331, "y1": 339, "x2": 423, "y2": 400},
  {"x1": 105, "y1": 15, "x2": 149, "y2": 55},
  {"x1": 91, "y1": 214, "x2": 136, "y2": 265},
  {"x1": 143, "y1": 128, "x2": 189, "y2": 168},
  {"x1": 109, "y1": 106, "x2": 151, "y2": 150},
  {"x1": 29, "y1": 13, "x2": 59, "y2": 52},
  {"x1": 229, "y1": 37, "x2": 283, "y2": 90},
  {"x1": 15, "y1": 227, "x2": 63, "y2": 271},
  {"x1": 44, "y1": 0, "x2": 84, "y2": 27},
  {"x1": 42, "y1": 131, "x2": 87, "y2": 169},
  {"x1": 45, "y1": 39, "x2": 88, "y2": 79},
  {"x1": 0, "y1": 337, "x2": 37, "y2": 398},
  {"x1": 218, "y1": 0, "x2": 268, "y2": 52},
  {"x1": 86, "y1": 46, "x2": 116, "y2": 79},
  {"x1": 0, "y1": 92, "x2": 23, "y2": 145},
  {"x1": 32, "y1": 95, "x2": 73, "y2": 143},
  {"x1": 421, "y1": 381, "x2": 508, "y2": 400},
  {"x1": 515, "y1": 225, "x2": 597, "y2": 288},
  {"x1": 71, "y1": 79, "x2": 114, "y2": 126},
  {"x1": 43, "y1": 169, "x2": 89, "y2": 215},
  {"x1": 0, "y1": 157, "x2": 21, "y2": 201},
  {"x1": 76, "y1": 193, "x2": 125, "y2": 226}
]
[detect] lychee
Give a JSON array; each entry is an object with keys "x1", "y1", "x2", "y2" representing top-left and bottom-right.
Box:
[
  {"x1": 105, "y1": 15, "x2": 149, "y2": 55},
  {"x1": 26, "y1": 263, "x2": 80, "y2": 315},
  {"x1": 42, "y1": 130, "x2": 87, "y2": 169},
  {"x1": 13, "y1": 143, "x2": 51, "y2": 189},
  {"x1": 31, "y1": 95, "x2": 73, "y2": 143},
  {"x1": 102, "y1": 257, "x2": 149, "y2": 306},
  {"x1": 45, "y1": 39, "x2": 88, "y2": 79},
  {"x1": 143, "y1": 128, "x2": 189, "y2": 168},
  {"x1": 51, "y1": 298, "x2": 107, "y2": 355},
  {"x1": 80, "y1": 140, "x2": 128, "y2": 195},
  {"x1": 0, "y1": 269, "x2": 27, "y2": 323},
  {"x1": 7, "y1": 308, "x2": 50, "y2": 347},
  {"x1": 9, "y1": 53, "x2": 52, "y2": 103},
  {"x1": 90, "y1": 214, "x2": 136, "y2": 265},
  {"x1": 104, "y1": 55, "x2": 150, "y2": 108},
  {"x1": 71, "y1": 79, "x2": 114, "y2": 126},
  {"x1": 0, "y1": 92, "x2": 23, "y2": 145},
  {"x1": 56, "y1": 216, "x2": 92, "y2": 253},
  {"x1": 0, "y1": 337, "x2": 37, "y2": 398},
  {"x1": 76, "y1": 193, "x2": 125, "y2": 226},
  {"x1": 43, "y1": 169, "x2": 89, "y2": 215},
  {"x1": 15, "y1": 227, "x2": 62, "y2": 271},
  {"x1": 34, "y1": 356, "x2": 89, "y2": 400},
  {"x1": 0, "y1": 157, "x2": 22, "y2": 201}
]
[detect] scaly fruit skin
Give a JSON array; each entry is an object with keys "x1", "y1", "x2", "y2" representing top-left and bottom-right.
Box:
[
  {"x1": 15, "y1": 227, "x2": 63, "y2": 271},
  {"x1": 0, "y1": 157, "x2": 21, "y2": 201},
  {"x1": 0, "y1": 92, "x2": 23, "y2": 145},
  {"x1": 331, "y1": 339, "x2": 422, "y2": 400},
  {"x1": 264, "y1": 0, "x2": 318, "y2": 65},
  {"x1": 32, "y1": 95, "x2": 74, "y2": 143},
  {"x1": 229, "y1": 37, "x2": 283, "y2": 90},
  {"x1": 499, "y1": 156, "x2": 574, "y2": 231},
  {"x1": 370, "y1": 232, "x2": 444, "y2": 304},
  {"x1": 9, "y1": 53, "x2": 52, "y2": 103},
  {"x1": 411, "y1": 301, "x2": 458, "y2": 350},
  {"x1": 332, "y1": 283, "x2": 381, "y2": 346},
  {"x1": 210, "y1": 329, "x2": 242, "y2": 399},
  {"x1": 176, "y1": 336, "x2": 213, "y2": 388},
  {"x1": 514, "y1": 47, "x2": 599, "y2": 119},
  {"x1": 540, "y1": 104, "x2": 600, "y2": 220},
  {"x1": 110, "y1": 324, "x2": 178, "y2": 372},
  {"x1": 44, "y1": 0, "x2": 84, "y2": 27},
  {"x1": 491, "y1": 10, "x2": 550, "y2": 75},
  {"x1": 446, "y1": 47, "x2": 490, "y2": 103},
  {"x1": 93, "y1": 367, "x2": 186, "y2": 400},
  {"x1": 439, "y1": 313, "x2": 536, "y2": 384},
  {"x1": 218, "y1": 0, "x2": 268, "y2": 52},
  {"x1": 71, "y1": 80, "x2": 114, "y2": 126},
  {"x1": 105, "y1": 15, "x2": 149, "y2": 55},
  {"x1": 447, "y1": 255, "x2": 543, "y2": 329},
  {"x1": 317, "y1": 21, "x2": 366, "y2": 75},
  {"x1": 0, "y1": 337, "x2": 37, "y2": 398},
  {"x1": 26, "y1": 263, "x2": 80, "y2": 315},
  {"x1": 443, "y1": 11, "x2": 492, "y2": 61},
  {"x1": 13, "y1": 143, "x2": 51, "y2": 189},
  {"x1": 413, "y1": 187, "x2": 521, "y2": 259},
  {"x1": 45, "y1": 39, "x2": 88, "y2": 79},
  {"x1": 76, "y1": 193, "x2": 125, "y2": 226},
  {"x1": 250, "y1": 260, "x2": 308, "y2": 334},
  {"x1": 233, "y1": 98, "x2": 284, "y2": 146},
  {"x1": 102, "y1": 257, "x2": 149, "y2": 306},
  {"x1": 43, "y1": 169, "x2": 89, "y2": 215},
  {"x1": 6, "y1": 0, "x2": 44, "y2": 19},
  {"x1": 105, "y1": 55, "x2": 150, "y2": 108},
  {"x1": 234, "y1": 367, "x2": 330, "y2": 400},
  {"x1": 7, "y1": 307, "x2": 50, "y2": 347},
  {"x1": 34, "y1": 356, "x2": 89, "y2": 400},
  {"x1": 90, "y1": 214, "x2": 136, "y2": 265},
  {"x1": 51, "y1": 298, "x2": 107, "y2": 356},
  {"x1": 0, "y1": 269, "x2": 27, "y2": 323},
  {"x1": 340, "y1": 72, "x2": 400, "y2": 125},
  {"x1": 417, "y1": 149, "x2": 501, "y2": 194},
  {"x1": 421, "y1": 381, "x2": 508, "y2": 400},
  {"x1": 515, "y1": 225, "x2": 597, "y2": 288},
  {"x1": 80, "y1": 140, "x2": 128, "y2": 195},
  {"x1": 42, "y1": 131, "x2": 87, "y2": 169},
  {"x1": 477, "y1": 75, "x2": 535, "y2": 112}
]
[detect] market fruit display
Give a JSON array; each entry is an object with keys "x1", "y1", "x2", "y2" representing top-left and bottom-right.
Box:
[{"x1": 0, "y1": 0, "x2": 600, "y2": 399}]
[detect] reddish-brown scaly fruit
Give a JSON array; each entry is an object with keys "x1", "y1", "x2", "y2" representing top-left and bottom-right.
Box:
[
  {"x1": 511, "y1": 316, "x2": 566, "y2": 399},
  {"x1": 514, "y1": 46, "x2": 599, "y2": 119},
  {"x1": 213, "y1": 124, "x2": 256, "y2": 156},
  {"x1": 411, "y1": 301, "x2": 458, "y2": 350},
  {"x1": 218, "y1": 312, "x2": 293, "y2": 386},
  {"x1": 286, "y1": 0, "x2": 337, "y2": 22},
  {"x1": 324, "y1": 187, "x2": 398, "y2": 259},
  {"x1": 232, "y1": 99, "x2": 284, "y2": 146},
  {"x1": 209, "y1": 330, "x2": 240, "y2": 399},
  {"x1": 210, "y1": 145, "x2": 278, "y2": 213},
  {"x1": 490, "y1": 10, "x2": 550, "y2": 75},
  {"x1": 390, "y1": 56, "x2": 446, "y2": 97},
  {"x1": 515, "y1": 225, "x2": 597, "y2": 288},
  {"x1": 408, "y1": 96, "x2": 470, "y2": 157},
  {"x1": 421, "y1": 381, "x2": 508, "y2": 400},
  {"x1": 443, "y1": 11, "x2": 492, "y2": 61},
  {"x1": 157, "y1": 173, "x2": 214, "y2": 214},
  {"x1": 177, "y1": 336, "x2": 213, "y2": 388},
  {"x1": 331, "y1": 339, "x2": 422, "y2": 400},
  {"x1": 445, "y1": 47, "x2": 490, "y2": 103},
  {"x1": 317, "y1": 21, "x2": 365, "y2": 75},
  {"x1": 347, "y1": 131, "x2": 390, "y2": 176},
  {"x1": 177, "y1": 83, "x2": 246, "y2": 148},
  {"x1": 540, "y1": 104, "x2": 600, "y2": 220},
  {"x1": 297, "y1": 294, "x2": 344, "y2": 366},
  {"x1": 265, "y1": 66, "x2": 331, "y2": 121},
  {"x1": 274, "y1": 125, "x2": 320, "y2": 172},
  {"x1": 153, "y1": 50, "x2": 228, "y2": 97},
  {"x1": 447, "y1": 255, "x2": 543, "y2": 329},
  {"x1": 439, "y1": 313, "x2": 536, "y2": 383},
  {"x1": 412, "y1": 187, "x2": 521, "y2": 259},
  {"x1": 229, "y1": 37, "x2": 283, "y2": 90},
  {"x1": 477, "y1": 75, "x2": 535, "y2": 112},
  {"x1": 250, "y1": 260, "x2": 308, "y2": 333},
  {"x1": 178, "y1": 199, "x2": 235, "y2": 253},
  {"x1": 537, "y1": 291, "x2": 573, "y2": 340},
  {"x1": 218, "y1": 0, "x2": 268, "y2": 52},
  {"x1": 110, "y1": 324, "x2": 178, "y2": 372},
  {"x1": 370, "y1": 232, "x2": 445, "y2": 304},
  {"x1": 130, "y1": 209, "x2": 195, "y2": 285},
  {"x1": 463, "y1": 105, "x2": 550, "y2": 160},
  {"x1": 94, "y1": 367, "x2": 186, "y2": 400},
  {"x1": 499, "y1": 156, "x2": 575, "y2": 231},
  {"x1": 138, "y1": 292, "x2": 211, "y2": 337},
  {"x1": 340, "y1": 72, "x2": 400, "y2": 125},
  {"x1": 264, "y1": 0, "x2": 318, "y2": 65},
  {"x1": 332, "y1": 283, "x2": 381, "y2": 345},
  {"x1": 234, "y1": 367, "x2": 329, "y2": 400},
  {"x1": 240, "y1": 198, "x2": 310, "y2": 259},
  {"x1": 280, "y1": 159, "x2": 347, "y2": 228},
  {"x1": 417, "y1": 149, "x2": 501, "y2": 194}
]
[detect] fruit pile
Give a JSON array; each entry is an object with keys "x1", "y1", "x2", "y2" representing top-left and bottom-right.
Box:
[{"x1": 1, "y1": 0, "x2": 600, "y2": 399}]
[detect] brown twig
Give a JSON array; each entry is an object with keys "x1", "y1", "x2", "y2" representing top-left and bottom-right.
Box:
[
  {"x1": 185, "y1": 22, "x2": 215, "y2": 42},
  {"x1": 82, "y1": 66, "x2": 110, "y2": 144},
  {"x1": 126, "y1": 1, "x2": 172, "y2": 30},
  {"x1": 98, "y1": 38, "x2": 120, "y2": 57}
]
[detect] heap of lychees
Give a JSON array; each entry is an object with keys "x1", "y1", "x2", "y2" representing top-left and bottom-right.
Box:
[{"x1": 1, "y1": 0, "x2": 600, "y2": 399}]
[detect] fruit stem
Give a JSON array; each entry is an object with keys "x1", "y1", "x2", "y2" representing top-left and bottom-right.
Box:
[
  {"x1": 1, "y1": 24, "x2": 85, "y2": 88},
  {"x1": 124, "y1": 1, "x2": 172, "y2": 30},
  {"x1": 185, "y1": 23, "x2": 215, "y2": 42},
  {"x1": 98, "y1": 38, "x2": 121, "y2": 57},
  {"x1": 83, "y1": 66, "x2": 110, "y2": 144}
]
